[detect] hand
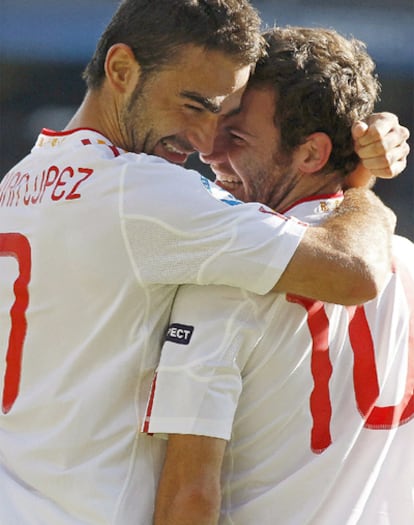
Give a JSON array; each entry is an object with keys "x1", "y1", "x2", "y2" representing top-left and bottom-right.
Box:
[{"x1": 352, "y1": 112, "x2": 410, "y2": 179}]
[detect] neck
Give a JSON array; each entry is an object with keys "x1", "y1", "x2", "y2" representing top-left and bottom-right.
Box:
[
  {"x1": 64, "y1": 89, "x2": 121, "y2": 146},
  {"x1": 276, "y1": 171, "x2": 344, "y2": 213}
]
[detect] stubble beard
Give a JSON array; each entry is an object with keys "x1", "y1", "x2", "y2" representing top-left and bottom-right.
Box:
[
  {"x1": 121, "y1": 77, "x2": 153, "y2": 154},
  {"x1": 248, "y1": 147, "x2": 295, "y2": 211}
]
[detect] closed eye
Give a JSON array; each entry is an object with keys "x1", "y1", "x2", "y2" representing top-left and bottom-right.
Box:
[
  {"x1": 184, "y1": 104, "x2": 204, "y2": 113},
  {"x1": 228, "y1": 131, "x2": 246, "y2": 145}
]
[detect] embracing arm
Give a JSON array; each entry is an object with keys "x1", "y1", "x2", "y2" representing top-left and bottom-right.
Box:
[
  {"x1": 154, "y1": 434, "x2": 226, "y2": 525},
  {"x1": 271, "y1": 113, "x2": 405, "y2": 304},
  {"x1": 272, "y1": 188, "x2": 396, "y2": 304}
]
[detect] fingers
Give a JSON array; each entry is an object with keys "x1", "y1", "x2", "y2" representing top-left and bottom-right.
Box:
[
  {"x1": 361, "y1": 147, "x2": 410, "y2": 179},
  {"x1": 352, "y1": 121, "x2": 369, "y2": 140},
  {"x1": 353, "y1": 112, "x2": 410, "y2": 179}
]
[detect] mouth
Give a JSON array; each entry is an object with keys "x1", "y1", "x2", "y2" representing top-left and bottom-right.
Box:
[
  {"x1": 215, "y1": 179, "x2": 243, "y2": 197},
  {"x1": 157, "y1": 139, "x2": 193, "y2": 165},
  {"x1": 213, "y1": 169, "x2": 242, "y2": 191}
]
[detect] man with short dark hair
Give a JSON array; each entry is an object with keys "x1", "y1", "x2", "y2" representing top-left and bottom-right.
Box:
[{"x1": 147, "y1": 27, "x2": 413, "y2": 525}]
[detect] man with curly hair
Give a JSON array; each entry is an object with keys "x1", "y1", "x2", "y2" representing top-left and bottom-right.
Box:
[{"x1": 146, "y1": 27, "x2": 413, "y2": 525}]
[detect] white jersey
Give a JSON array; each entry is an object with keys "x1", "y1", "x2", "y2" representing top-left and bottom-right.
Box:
[
  {"x1": 145, "y1": 194, "x2": 414, "y2": 525},
  {"x1": 0, "y1": 128, "x2": 306, "y2": 525}
]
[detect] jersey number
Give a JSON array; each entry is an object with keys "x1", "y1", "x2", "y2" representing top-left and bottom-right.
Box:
[
  {"x1": 0, "y1": 233, "x2": 31, "y2": 414},
  {"x1": 288, "y1": 258, "x2": 414, "y2": 453}
]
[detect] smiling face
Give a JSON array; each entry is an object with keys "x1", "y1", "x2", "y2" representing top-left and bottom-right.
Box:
[
  {"x1": 201, "y1": 85, "x2": 304, "y2": 210},
  {"x1": 119, "y1": 45, "x2": 251, "y2": 165}
]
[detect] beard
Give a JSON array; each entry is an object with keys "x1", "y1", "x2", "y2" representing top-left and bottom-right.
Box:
[
  {"x1": 244, "y1": 147, "x2": 297, "y2": 211},
  {"x1": 120, "y1": 75, "x2": 154, "y2": 154}
]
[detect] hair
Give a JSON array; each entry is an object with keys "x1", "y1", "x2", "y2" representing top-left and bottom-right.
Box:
[
  {"x1": 83, "y1": 0, "x2": 265, "y2": 90},
  {"x1": 250, "y1": 26, "x2": 380, "y2": 176}
]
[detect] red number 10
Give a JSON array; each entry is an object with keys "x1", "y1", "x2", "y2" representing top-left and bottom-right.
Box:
[
  {"x1": 288, "y1": 257, "x2": 414, "y2": 453},
  {"x1": 0, "y1": 233, "x2": 31, "y2": 414}
]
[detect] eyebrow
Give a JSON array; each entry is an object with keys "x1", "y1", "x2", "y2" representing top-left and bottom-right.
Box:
[
  {"x1": 180, "y1": 91, "x2": 222, "y2": 114},
  {"x1": 224, "y1": 106, "x2": 242, "y2": 118},
  {"x1": 228, "y1": 126, "x2": 256, "y2": 139}
]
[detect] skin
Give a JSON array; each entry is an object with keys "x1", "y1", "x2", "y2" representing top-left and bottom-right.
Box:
[
  {"x1": 202, "y1": 86, "x2": 340, "y2": 211},
  {"x1": 66, "y1": 44, "x2": 251, "y2": 165},
  {"x1": 154, "y1": 435, "x2": 226, "y2": 525},
  {"x1": 352, "y1": 113, "x2": 410, "y2": 179},
  {"x1": 201, "y1": 87, "x2": 410, "y2": 210}
]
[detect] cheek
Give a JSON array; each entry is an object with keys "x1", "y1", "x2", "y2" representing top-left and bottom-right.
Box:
[
  {"x1": 236, "y1": 153, "x2": 260, "y2": 183},
  {"x1": 228, "y1": 147, "x2": 250, "y2": 170},
  {"x1": 148, "y1": 92, "x2": 185, "y2": 129},
  {"x1": 242, "y1": 160, "x2": 272, "y2": 196},
  {"x1": 155, "y1": 110, "x2": 188, "y2": 138},
  {"x1": 173, "y1": 109, "x2": 201, "y2": 133}
]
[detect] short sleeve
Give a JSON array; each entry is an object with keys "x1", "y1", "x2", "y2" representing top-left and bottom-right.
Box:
[
  {"x1": 121, "y1": 161, "x2": 307, "y2": 294},
  {"x1": 142, "y1": 283, "x2": 262, "y2": 439}
]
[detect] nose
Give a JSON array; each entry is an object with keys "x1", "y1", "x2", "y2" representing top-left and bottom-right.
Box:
[
  {"x1": 187, "y1": 116, "x2": 219, "y2": 157},
  {"x1": 199, "y1": 125, "x2": 230, "y2": 166}
]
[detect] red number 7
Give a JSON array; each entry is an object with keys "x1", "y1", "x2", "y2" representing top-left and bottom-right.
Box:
[{"x1": 0, "y1": 233, "x2": 31, "y2": 414}]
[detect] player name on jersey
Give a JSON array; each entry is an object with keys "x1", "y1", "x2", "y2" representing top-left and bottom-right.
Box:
[{"x1": 0, "y1": 165, "x2": 94, "y2": 207}]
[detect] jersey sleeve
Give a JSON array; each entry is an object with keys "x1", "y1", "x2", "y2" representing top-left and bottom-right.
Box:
[
  {"x1": 120, "y1": 160, "x2": 307, "y2": 294},
  {"x1": 142, "y1": 283, "x2": 263, "y2": 440}
]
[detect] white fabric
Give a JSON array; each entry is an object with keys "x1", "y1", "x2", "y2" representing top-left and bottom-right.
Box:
[
  {"x1": 0, "y1": 128, "x2": 306, "y2": 525},
  {"x1": 146, "y1": 195, "x2": 414, "y2": 525}
]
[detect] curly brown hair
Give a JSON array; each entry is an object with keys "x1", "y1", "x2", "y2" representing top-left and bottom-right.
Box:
[
  {"x1": 83, "y1": 0, "x2": 265, "y2": 90},
  {"x1": 250, "y1": 27, "x2": 380, "y2": 176}
]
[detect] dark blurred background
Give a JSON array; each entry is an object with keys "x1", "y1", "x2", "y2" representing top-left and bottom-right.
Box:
[{"x1": 1, "y1": 0, "x2": 413, "y2": 239}]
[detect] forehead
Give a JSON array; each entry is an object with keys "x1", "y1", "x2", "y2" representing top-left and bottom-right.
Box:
[
  {"x1": 229, "y1": 85, "x2": 276, "y2": 131},
  {"x1": 157, "y1": 44, "x2": 252, "y2": 111}
]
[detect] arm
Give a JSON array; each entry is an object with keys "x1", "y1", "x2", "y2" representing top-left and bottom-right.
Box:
[
  {"x1": 273, "y1": 188, "x2": 396, "y2": 304},
  {"x1": 154, "y1": 434, "x2": 226, "y2": 525},
  {"x1": 146, "y1": 284, "x2": 252, "y2": 524},
  {"x1": 346, "y1": 112, "x2": 410, "y2": 188}
]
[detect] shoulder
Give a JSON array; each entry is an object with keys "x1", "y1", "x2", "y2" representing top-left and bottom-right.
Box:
[
  {"x1": 392, "y1": 234, "x2": 414, "y2": 268},
  {"x1": 392, "y1": 234, "x2": 414, "y2": 253},
  {"x1": 123, "y1": 157, "x2": 242, "y2": 204}
]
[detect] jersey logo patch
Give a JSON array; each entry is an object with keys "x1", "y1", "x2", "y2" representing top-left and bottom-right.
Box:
[
  {"x1": 165, "y1": 323, "x2": 194, "y2": 345},
  {"x1": 200, "y1": 175, "x2": 242, "y2": 206}
]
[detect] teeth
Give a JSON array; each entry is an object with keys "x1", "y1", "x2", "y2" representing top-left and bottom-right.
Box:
[
  {"x1": 162, "y1": 140, "x2": 184, "y2": 155},
  {"x1": 220, "y1": 178, "x2": 241, "y2": 184}
]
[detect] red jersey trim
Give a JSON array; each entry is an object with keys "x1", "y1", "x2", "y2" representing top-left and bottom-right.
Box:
[
  {"x1": 281, "y1": 192, "x2": 343, "y2": 214},
  {"x1": 142, "y1": 372, "x2": 158, "y2": 434},
  {"x1": 41, "y1": 127, "x2": 108, "y2": 139},
  {"x1": 41, "y1": 128, "x2": 123, "y2": 157}
]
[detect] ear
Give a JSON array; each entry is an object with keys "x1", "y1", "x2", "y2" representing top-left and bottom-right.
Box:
[
  {"x1": 104, "y1": 43, "x2": 141, "y2": 94},
  {"x1": 296, "y1": 132, "x2": 332, "y2": 174}
]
